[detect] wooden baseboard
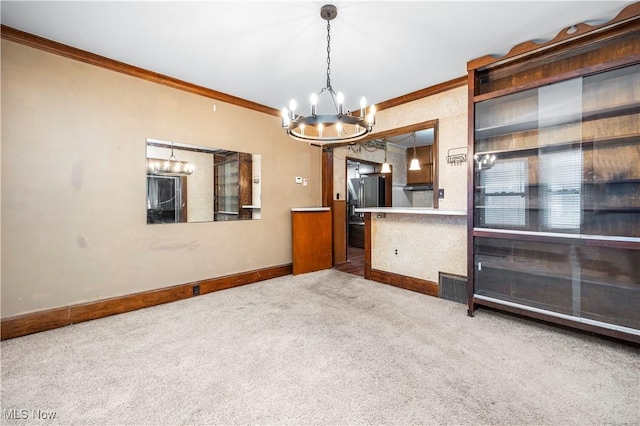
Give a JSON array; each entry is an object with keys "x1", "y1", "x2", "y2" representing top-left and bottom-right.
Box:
[
  {"x1": 370, "y1": 269, "x2": 439, "y2": 297},
  {"x1": 1, "y1": 264, "x2": 292, "y2": 340}
]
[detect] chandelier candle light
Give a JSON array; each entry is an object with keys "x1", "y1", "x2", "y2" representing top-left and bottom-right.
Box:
[{"x1": 281, "y1": 4, "x2": 376, "y2": 144}]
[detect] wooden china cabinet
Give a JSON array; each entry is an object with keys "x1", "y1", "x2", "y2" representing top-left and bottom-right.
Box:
[{"x1": 466, "y1": 3, "x2": 640, "y2": 343}]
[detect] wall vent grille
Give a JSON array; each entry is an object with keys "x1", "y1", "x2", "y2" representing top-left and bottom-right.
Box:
[{"x1": 439, "y1": 272, "x2": 467, "y2": 304}]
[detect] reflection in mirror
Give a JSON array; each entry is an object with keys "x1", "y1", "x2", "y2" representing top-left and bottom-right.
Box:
[{"x1": 146, "y1": 139, "x2": 261, "y2": 224}]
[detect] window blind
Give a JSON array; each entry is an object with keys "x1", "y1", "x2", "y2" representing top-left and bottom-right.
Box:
[
  {"x1": 481, "y1": 159, "x2": 527, "y2": 227},
  {"x1": 540, "y1": 148, "x2": 582, "y2": 230}
]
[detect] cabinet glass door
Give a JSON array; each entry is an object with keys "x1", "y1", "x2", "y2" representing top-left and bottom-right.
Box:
[{"x1": 474, "y1": 64, "x2": 640, "y2": 236}]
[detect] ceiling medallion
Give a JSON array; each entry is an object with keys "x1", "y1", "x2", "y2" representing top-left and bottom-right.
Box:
[{"x1": 281, "y1": 4, "x2": 376, "y2": 144}]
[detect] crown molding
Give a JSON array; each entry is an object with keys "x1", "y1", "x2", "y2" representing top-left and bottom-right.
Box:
[
  {"x1": 2, "y1": 24, "x2": 469, "y2": 118},
  {"x1": 1, "y1": 25, "x2": 281, "y2": 117},
  {"x1": 375, "y1": 76, "x2": 467, "y2": 112}
]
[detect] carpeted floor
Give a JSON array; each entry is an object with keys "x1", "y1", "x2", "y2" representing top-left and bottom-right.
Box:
[{"x1": 1, "y1": 269, "x2": 638, "y2": 425}]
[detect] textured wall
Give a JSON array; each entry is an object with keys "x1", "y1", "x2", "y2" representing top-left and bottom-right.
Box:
[
  {"x1": 1, "y1": 40, "x2": 322, "y2": 318},
  {"x1": 372, "y1": 214, "x2": 467, "y2": 282},
  {"x1": 370, "y1": 86, "x2": 469, "y2": 280}
]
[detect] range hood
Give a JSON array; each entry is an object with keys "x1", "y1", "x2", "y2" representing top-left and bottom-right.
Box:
[{"x1": 403, "y1": 184, "x2": 433, "y2": 191}]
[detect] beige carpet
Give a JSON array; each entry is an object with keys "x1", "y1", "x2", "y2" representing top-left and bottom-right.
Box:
[{"x1": 1, "y1": 269, "x2": 638, "y2": 425}]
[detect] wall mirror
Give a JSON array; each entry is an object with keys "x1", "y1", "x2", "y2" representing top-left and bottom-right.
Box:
[{"x1": 146, "y1": 138, "x2": 261, "y2": 224}]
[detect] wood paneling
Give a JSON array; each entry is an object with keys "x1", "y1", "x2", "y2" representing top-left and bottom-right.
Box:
[
  {"x1": 370, "y1": 269, "x2": 439, "y2": 298},
  {"x1": 332, "y1": 200, "x2": 347, "y2": 264},
  {"x1": 322, "y1": 150, "x2": 334, "y2": 207},
  {"x1": 0, "y1": 25, "x2": 279, "y2": 116},
  {"x1": 292, "y1": 210, "x2": 333, "y2": 275},
  {"x1": 1, "y1": 264, "x2": 292, "y2": 340}
]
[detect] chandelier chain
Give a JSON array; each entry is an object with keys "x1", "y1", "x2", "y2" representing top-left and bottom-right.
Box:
[{"x1": 326, "y1": 20, "x2": 331, "y2": 89}]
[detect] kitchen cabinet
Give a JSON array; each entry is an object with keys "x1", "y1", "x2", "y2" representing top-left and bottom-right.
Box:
[{"x1": 406, "y1": 145, "x2": 434, "y2": 185}]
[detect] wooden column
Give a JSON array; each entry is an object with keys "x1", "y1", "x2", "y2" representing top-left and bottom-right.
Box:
[
  {"x1": 322, "y1": 149, "x2": 333, "y2": 207},
  {"x1": 332, "y1": 200, "x2": 347, "y2": 264}
]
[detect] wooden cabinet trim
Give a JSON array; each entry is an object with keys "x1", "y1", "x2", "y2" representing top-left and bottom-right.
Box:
[{"x1": 467, "y1": 3, "x2": 640, "y2": 72}]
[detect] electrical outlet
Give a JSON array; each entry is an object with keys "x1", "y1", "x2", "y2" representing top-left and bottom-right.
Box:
[
  {"x1": 192, "y1": 285, "x2": 200, "y2": 296},
  {"x1": 295, "y1": 176, "x2": 303, "y2": 184},
  {"x1": 394, "y1": 249, "x2": 398, "y2": 256}
]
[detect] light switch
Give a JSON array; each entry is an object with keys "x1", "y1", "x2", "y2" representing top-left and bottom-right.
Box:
[{"x1": 303, "y1": 178, "x2": 308, "y2": 186}]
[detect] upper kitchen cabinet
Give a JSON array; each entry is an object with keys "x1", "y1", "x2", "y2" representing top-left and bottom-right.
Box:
[{"x1": 406, "y1": 145, "x2": 434, "y2": 185}]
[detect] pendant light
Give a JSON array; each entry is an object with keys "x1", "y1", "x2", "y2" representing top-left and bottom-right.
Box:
[
  {"x1": 408, "y1": 132, "x2": 421, "y2": 171},
  {"x1": 381, "y1": 143, "x2": 391, "y2": 174}
]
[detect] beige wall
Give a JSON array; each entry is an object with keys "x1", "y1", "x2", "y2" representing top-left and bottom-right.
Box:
[{"x1": 1, "y1": 40, "x2": 322, "y2": 318}]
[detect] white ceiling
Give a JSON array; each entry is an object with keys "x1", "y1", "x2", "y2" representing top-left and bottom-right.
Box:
[{"x1": 1, "y1": 1, "x2": 634, "y2": 117}]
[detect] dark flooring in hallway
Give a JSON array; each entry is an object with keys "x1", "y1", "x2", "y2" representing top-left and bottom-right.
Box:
[{"x1": 334, "y1": 246, "x2": 365, "y2": 277}]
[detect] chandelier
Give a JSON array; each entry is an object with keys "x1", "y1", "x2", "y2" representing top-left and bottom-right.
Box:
[{"x1": 281, "y1": 4, "x2": 376, "y2": 144}]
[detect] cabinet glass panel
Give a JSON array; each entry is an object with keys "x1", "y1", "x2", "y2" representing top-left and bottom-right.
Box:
[
  {"x1": 214, "y1": 154, "x2": 239, "y2": 221},
  {"x1": 579, "y1": 245, "x2": 640, "y2": 330},
  {"x1": 475, "y1": 238, "x2": 640, "y2": 329},
  {"x1": 474, "y1": 88, "x2": 538, "y2": 153},
  {"x1": 474, "y1": 153, "x2": 532, "y2": 230},
  {"x1": 582, "y1": 64, "x2": 640, "y2": 237},
  {"x1": 474, "y1": 237, "x2": 574, "y2": 315},
  {"x1": 475, "y1": 64, "x2": 640, "y2": 236}
]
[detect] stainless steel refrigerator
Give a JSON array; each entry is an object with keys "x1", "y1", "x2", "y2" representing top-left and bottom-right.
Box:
[{"x1": 347, "y1": 176, "x2": 386, "y2": 248}]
